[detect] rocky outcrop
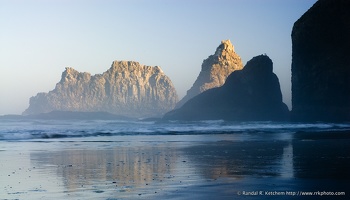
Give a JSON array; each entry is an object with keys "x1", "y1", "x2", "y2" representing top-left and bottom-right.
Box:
[
  {"x1": 176, "y1": 40, "x2": 243, "y2": 108},
  {"x1": 291, "y1": 0, "x2": 350, "y2": 122},
  {"x1": 23, "y1": 61, "x2": 178, "y2": 118},
  {"x1": 164, "y1": 55, "x2": 289, "y2": 121}
]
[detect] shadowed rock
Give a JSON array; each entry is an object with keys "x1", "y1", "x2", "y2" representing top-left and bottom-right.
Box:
[
  {"x1": 164, "y1": 55, "x2": 289, "y2": 121},
  {"x1": 291, "y1": 0, "x2": 350, "y2": 122}
]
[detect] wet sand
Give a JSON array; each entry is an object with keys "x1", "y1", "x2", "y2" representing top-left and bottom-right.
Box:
[{"x1": 1, "y1": 133, "x2": 349, "y2": 199}]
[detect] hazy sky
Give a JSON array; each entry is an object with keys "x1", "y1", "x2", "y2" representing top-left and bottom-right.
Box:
[{"x1": 0, "y1": 0, "x2": 316, "y2": 115}]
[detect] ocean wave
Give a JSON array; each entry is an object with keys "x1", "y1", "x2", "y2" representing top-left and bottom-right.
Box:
[{"x1": 0, "y1": 120, "x2": 349, "y2": 141}]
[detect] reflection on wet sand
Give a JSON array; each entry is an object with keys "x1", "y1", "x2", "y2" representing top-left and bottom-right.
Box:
[
  {"x1": 27, "y1": 132, "x2": 350, "y2": 199},
  {"x1": 30, "y1": 140, "x2": 296, "y2": 190},
  {"x1": 181, "y1": 140, "x2": 289, "y2": 180},
  {"x1": 293, "y1": 131, "x2": 350, "y2": 179},
  {"x1": 280, "y1": 143, "x2": 294, "y2": 178},
  {"x1": 29, "y1": 140, "x2": 294, "y2": 198},
  {"x1": 30, "y1": 146, "x2": 180, "y2": 195}
]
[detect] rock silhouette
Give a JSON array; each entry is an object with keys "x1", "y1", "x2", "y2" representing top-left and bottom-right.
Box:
[
  {"x1": 164, "y1": 55, "x2": 289, "y2": 121},
  {"x1": 291, "y1": 0, "x2": 350, "y2": 122}
]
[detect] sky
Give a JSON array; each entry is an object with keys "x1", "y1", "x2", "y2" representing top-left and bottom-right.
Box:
[{"x1": 0, "y1": 0, "x2": 317, "y2": 115}]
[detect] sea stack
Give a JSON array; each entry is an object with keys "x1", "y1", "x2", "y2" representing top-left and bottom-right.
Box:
[
  {"x1": 164, "y1": 55, "x2": 289, "y2": 121},
  {"x1": 176, "y1": 40, "x2": 243, "y2": 108},
  {"x1": 23, "y1": 61, "x2": 178, "y2": 118},
  {"x1": 291, "y1": 0, "x2": 350, "y2": 121}
]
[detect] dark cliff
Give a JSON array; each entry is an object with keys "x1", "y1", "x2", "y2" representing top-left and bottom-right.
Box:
[
  {"x1": 164, "y1": 55, "x2": 289, "y2": 121},
  {"x1": 291, "y1": 0, "x2": 350, "y2": 122},
  {"x1": 23, "y1": 61, "x2": 178, "y2": 118}
]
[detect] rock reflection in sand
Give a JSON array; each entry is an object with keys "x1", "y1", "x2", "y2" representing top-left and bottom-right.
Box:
[
  {"x1": 25, "y1": 133, "x2": 350, "y2": 199},
  {"x1": 292, "y1": 131, "x2": 350, "y2": 179},
  {"x1": 29, "y1": 140, "x2": 295, "y2": 197},
  {"x1": 30, "y1": 146, "x2": 182, "y2": 195},
  {"x1": 180, "y1": 141, "x2": 289, "y2": 180}
]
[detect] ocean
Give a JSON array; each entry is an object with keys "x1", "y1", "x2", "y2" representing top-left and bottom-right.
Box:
[
  {"x1": 1, "y1": 119, "x2": 350, "y2": 140},
  {"x1": 1, "y1": 119, "x2": 350, "y2": 199}
]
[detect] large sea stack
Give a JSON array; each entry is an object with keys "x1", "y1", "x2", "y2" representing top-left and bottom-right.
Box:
[
  {"x1": 164, "y1": 55, "x2": 289, "y2": 121},
  {"x1": 23, "y1": 61, "x2": 178, "y2": 118},
  {"x1": 176, "y1": 40, "x2": 243, "y2": 108},
  {"x1": 291, "y1": 0, "x2": 350, "y2": 121}
]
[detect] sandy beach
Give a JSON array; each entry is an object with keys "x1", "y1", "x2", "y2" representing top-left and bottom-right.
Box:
[{"x1": 1, "y1": 131, "x2": 349, "y2": 200}]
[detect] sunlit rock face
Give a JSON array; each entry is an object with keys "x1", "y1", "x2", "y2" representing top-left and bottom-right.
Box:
[
  {"x1": 23, "y1": 61, "x2": 178, "y2": 118},
  {"x1": 176, "y1": 40, "x2": 243, "y2": 108},
  {"x1": 164, "y1": 55, "x2": 289, "y2": 121},
  {"x1": 291, "y1": 0, "x2": 350, "y2": 121}
]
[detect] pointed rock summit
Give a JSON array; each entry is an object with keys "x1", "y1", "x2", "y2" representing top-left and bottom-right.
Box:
[
  {"x1": 23, "y1": 61, "x2": 178, "y2": 118},
  {"x1": 164, "y1": 55, "x2": 289, "y2": 121},
  {"x1": 176, "y1": 40, "x2": 243, "y2": 108}
]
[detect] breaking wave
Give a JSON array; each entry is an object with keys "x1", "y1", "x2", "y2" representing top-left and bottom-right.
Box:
[{"x1": 0, "y1": 119, "x2": 349, "y2": 140}]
